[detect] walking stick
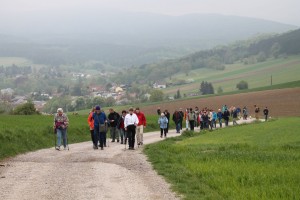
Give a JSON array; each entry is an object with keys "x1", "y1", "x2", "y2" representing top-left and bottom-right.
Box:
[
  {"x1": 124, "y1": 130, "x2": 127, "y2": 150},
  {"x1": 106, "y1": 122, "x2": 109, "y2": 147},
  {"x1": 66, "y1": 131, "x2": 69, "y2": 151},
  {"x1": 54, "y1": 127, "x2": 57, "y2": 150}
]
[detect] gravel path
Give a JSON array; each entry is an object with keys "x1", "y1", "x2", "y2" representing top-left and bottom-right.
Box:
[{"x1": 0, "y1": 118, "x2": 256, "y2": 200}]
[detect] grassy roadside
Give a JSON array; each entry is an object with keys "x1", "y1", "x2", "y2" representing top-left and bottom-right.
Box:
[
  {"x1": 144, "y1": 118, "x2": 300, "y2": 199},
  {"x1": 0, "y1": 114, "x2": 169, "y2": 161},
  {"x1": 0, "y1": 115, "x2": 90, "y2": 160}
]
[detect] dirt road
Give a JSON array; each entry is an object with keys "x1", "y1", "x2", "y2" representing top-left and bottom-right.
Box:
[
  {"x1": 0, "y1": 130, "x2": 182, "y2": 200},
  {"x1": 0, "y1": 119, "x2": 256, "y2": 200}
]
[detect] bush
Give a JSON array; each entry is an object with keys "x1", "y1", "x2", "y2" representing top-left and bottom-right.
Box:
[
  {"x1": 236, "y1": 80, "x2": 249, "y2": 90},
  {"x1": 12, "y1": 102, "x2": 40, "y2": 115}
]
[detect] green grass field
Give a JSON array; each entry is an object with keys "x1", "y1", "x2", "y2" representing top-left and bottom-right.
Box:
[
  {"x1": 144, "y1": 118, "x2": 300, "y2": 200},
  {"x1": 164, "y1": 56, "x2": 300, "y2": 95},
  {"x1": 0, "y1": 114, "x2": 169, "y2": 161},
  {"x1": 0, "y1": 115, "x2": 90, "y2": 160}
]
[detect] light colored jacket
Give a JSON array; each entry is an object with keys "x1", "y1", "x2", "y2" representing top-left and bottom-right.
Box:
[{"x1": 158, "y1": 116, "x2": 168, "y2": 129}]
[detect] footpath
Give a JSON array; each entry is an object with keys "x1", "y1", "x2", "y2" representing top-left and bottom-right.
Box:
[{"x1": 0, "y1": 118, "x2": 257, "y2": 200}]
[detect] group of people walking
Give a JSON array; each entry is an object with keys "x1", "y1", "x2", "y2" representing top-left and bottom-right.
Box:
[
  {"x1": 52, "y1": 104, "x2": 269, "y2": 150},
  {"x1": 87, "y1": 106, "x2": 146, "y2": 150}
]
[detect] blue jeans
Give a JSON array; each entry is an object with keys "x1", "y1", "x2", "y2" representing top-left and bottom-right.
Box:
[
  {"x1": 218, "y1": 118, "x2": 222, "y2": 128},
  {"x1": 119, "y1": 129, "x2": 126, "y2": 143},
  {"x1": 176, "y1": 123, "x2": 181, "y2": 133},
  {"x1": 57, "y1": 128, "x2": 67, "y2": 147}
]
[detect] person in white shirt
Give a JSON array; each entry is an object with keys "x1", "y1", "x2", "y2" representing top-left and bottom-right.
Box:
[{"x1": 124, "y1": 108, "x2": 139, "y2": 150}]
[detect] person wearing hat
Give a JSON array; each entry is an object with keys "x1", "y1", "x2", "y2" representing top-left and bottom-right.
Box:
[
  {"x1": 158, "y1": 113, "x2": 168, "y2": 138},
  {"x1": 124, "y1": 108, "x2": 139, "y2": 150},
  {"x1": 53, "y1": 108, "x2": 69, "y2": 150},
  {"x1": 93, "y1": 105, "x2": 107, "y2": 150}
]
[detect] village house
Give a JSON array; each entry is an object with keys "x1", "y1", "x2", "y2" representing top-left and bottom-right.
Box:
[{"x1": 153, "y1": 82, "x2": 167, "y2": 89}]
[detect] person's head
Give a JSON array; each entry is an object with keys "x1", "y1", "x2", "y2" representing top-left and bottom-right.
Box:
[
  {"x1": 190, "y1": 108, "x2": 193, "y2": 112},
  {"x1": 135, "y1": 107, "x2": 140, "y2": 113},
  {"x1": 109, "y1": 108, "x2": 114, "y2": 113},
  {"x1": 161, "y1": 113, "x2": 165, "y2": 117},
  {"x1": 129, "y1": 107, "x2": 134, "y2": 115},
  {"x1": 218, "y1": 109, "x2": 221, "y2": 112},
  {"x1": 165, "y1": 109, "x2": 168, "y2": 113},
  {"x1": 57, "y1": 108, "x2": 63, "y2": 116},
  {"x1": 91, "y1": 107, "x2": 96, "y2": 112},
  {"x1": 122, "y1": 110, "x2": 127, "y2": 116},
  {"x1": 95, "y1": 105, "x2": 101, "y2": 113}
]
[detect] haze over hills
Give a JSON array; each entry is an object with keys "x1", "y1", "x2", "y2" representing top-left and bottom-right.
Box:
[{"x1": 0, "y1": 12, "x2": 297, "y2": 66}]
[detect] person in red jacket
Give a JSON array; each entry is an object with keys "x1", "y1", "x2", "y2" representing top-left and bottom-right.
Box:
[
  {"x1": 87, "y1": 107, "x2": 96, "y2": 149},
  {"x1": 135, "y1": 107, "x2": 146, "y2": 145}
]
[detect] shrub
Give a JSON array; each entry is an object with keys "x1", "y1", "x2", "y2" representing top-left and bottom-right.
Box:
[
  {"x1": 12, "y1": 102, "x2": 40, "y2": 115},
  {"x1": 236, "y1": 80, "x2": 249, "y2": 90}
]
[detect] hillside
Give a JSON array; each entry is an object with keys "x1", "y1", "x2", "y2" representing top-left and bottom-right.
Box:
[
  {"x1": 0, "y1": 13, "x2": 297, "y2": 67},
  {"x1": 116, "y1": 28, "x2": 300, "y2": 84}
]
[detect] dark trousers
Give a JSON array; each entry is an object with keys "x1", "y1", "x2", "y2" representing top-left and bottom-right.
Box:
[
  {"x1": 110, "y1": 127, "x2": 119, "y2": 142},
  {"x1": 265, "y1": 115, "x2": 268, "y2": 121},
  {"x1": 127, "y1": 125, "x2": 136, "y2": 148},
  {"x1": 160, "y1": 128, "x2": 167, "y2": 137},
  {"x1": 90, "y1": 130, "x2": 95, "y2": 145},
  {"x1": 166, "y1": 123, "x2": 169, "y2": 133},
  {"x1": 189, "y1": 120, "x2": 195, "y2": 131},
  {"x1": 225, "y1": 119, "x2": 229, "y2": 127},
  {"x1": 94, "y1": 126, "x2": 106, "y2": 148},
  {"x1": 180, "y1": 121, "x2": 183, "y2": 130}
]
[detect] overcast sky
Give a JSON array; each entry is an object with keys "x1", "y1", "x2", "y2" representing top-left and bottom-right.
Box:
[{"x1": 1, "y1": 0, "x2": 300, "y2": 26}]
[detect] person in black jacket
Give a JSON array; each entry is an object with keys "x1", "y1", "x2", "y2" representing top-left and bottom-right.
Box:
[
  {"x1": 108, "y1": 108, "x2": 121, "y2": 142},
  {"x1": 202, "y1": 111, "x2": 209, "y2": 129},
  {"x1": 164, "y1": 109, "x2": 170, "y2": 133},
  {"x1": 263, "y1": 107, "x2": 269, "y2": 121},
  {"x1": 223, "y1": 109, "x2": 230, "y2": 127}
]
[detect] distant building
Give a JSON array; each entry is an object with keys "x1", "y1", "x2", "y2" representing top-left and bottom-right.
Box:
[
  {"x1": 153, "y1": 82, "x2": 166, "y2": 89},
  {"x1": 115, "y1": 87, "x2": 123, "y2": 93}
]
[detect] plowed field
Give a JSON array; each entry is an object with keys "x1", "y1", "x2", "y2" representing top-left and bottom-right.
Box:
[{"x1": 142, "y1": 88, "x2": 300, "y2": 117}]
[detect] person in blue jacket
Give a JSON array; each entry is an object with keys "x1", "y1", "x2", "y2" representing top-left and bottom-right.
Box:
[
  {"x1": 217, "y1": 109, "x2": 223, "y2": 128},
  {"x1": 93, "y1": 105, "x2": 107, "y2": 150},
  {"x1": 158, "y1": 113, "x2": 169, "y2": 138}
]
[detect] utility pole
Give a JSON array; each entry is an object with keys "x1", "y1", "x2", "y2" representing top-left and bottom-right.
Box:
[{"x1": 271, "y1": 75, "x2": 273, "y2": 86}]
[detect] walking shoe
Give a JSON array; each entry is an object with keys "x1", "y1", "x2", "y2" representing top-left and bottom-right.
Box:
[
  {"x1": 160, "y1": 135, "x2": 162, "y2": 138},
  {"x1": 117, "y1": 139, "x2": 119, "y2": 143},
  {"x1": 55, "y1": 146, "x2": 60, "y2": 151},
  {"x1": 121, "y1": 141, "x2": 123, "y2": 144},
  {"x1": 111, "y1": 140, "x2": 115, "y2": 142},
  {"x1": 101, "y1": 147, "x2": 104, "y2": 150}
]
